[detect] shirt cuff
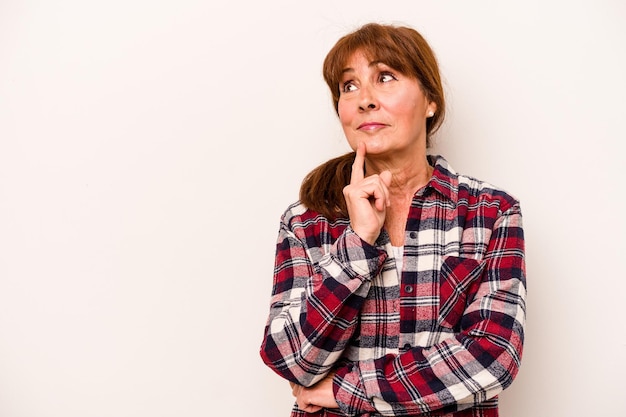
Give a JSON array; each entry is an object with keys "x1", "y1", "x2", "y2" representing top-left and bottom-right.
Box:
[
  {"x1": 330, "y1": 227, "x2": 387, "y2": 279},
  {"x1": 332, "y1": 360, "x2": 378, "y2": 416}
]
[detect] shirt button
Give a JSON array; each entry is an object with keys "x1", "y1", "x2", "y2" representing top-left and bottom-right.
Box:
[
  {"x1": 409, "y1": 232, "x2": 417, "y2": 239},
  {"x1": 404, "y1": 285, "x2": 414, "y2": 293}
]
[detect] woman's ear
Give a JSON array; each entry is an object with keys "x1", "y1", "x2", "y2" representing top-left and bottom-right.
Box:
[
  {"x1": 426, "y1": 100, "x2": 437, "y2": 118},
  {"x1": 427, "y1": 105, "x2": 436, "y2": 117}
]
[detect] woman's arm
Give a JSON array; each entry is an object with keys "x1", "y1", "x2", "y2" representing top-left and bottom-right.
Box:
[{"x1": 259, "y1": 210, "x2": 387, "y2": 387}]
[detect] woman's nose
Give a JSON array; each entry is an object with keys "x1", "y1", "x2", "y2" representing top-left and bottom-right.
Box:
[{"x1": 358, "y1": 85, "x2": 378, "y2": 111}]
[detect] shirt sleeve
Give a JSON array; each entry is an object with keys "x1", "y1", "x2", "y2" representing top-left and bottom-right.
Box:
[
  {"x1": 332, "y1": 204, "x2": 527, "y2": 416},
  {"x1": 259, "y1": 214, "x2": 388, "y2": 387}
]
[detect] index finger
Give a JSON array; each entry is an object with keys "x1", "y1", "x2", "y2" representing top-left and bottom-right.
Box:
[{"x1": 350, "y1": 142, "x2": 366, "y2": 183}]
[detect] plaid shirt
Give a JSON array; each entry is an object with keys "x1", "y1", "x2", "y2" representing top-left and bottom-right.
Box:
[{"x1": 260, "y1": 155, "x2": 526, "y2": 417}]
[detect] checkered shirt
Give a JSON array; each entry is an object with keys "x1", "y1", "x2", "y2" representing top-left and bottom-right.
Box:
[{"x1": 260, "y1": 155, "x2": 526, "y2": 417}]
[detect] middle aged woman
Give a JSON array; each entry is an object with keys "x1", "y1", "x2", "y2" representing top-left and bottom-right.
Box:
[{"x1": 260, "y1": 22, "x2": 526, "y2": 417}]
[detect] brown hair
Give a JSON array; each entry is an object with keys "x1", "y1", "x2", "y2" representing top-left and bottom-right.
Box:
[{"x1": 301, "y1": 23, "x2": 445, "y2": 220}]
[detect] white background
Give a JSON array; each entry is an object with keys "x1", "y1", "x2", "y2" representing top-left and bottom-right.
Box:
[{"x1": 1, "y1": 1, "x2": 625, "y2": 416}]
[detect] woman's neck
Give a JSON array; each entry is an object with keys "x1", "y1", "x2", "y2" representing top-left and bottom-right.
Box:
[{"x1": 367, "y1": 153, "x2": 433, "y2": 198}]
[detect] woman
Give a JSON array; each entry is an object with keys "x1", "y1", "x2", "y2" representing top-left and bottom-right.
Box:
[{"x1": 260, "y1": 22, "x2": 526, "y2": 417}]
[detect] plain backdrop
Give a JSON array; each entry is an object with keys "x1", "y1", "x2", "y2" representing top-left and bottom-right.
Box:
[{"x1": 1, "y1": 1, "x2": 625, "y2": 416}]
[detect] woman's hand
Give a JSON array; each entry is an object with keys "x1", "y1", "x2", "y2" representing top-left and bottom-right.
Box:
[
  {"x1": 343, "y1": 142, "x2": 392, "y2": 245},
  {"x1": 290, "y1": 372, "x2": 339, "y2": 413}
]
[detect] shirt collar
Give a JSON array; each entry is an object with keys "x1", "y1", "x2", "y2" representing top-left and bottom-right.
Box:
[{"x1": 426, "y1": 154, "x2": 459, "y2": 204}]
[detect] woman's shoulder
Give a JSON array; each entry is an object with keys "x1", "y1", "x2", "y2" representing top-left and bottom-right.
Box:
[
  {"x1": 279, "y1": 200, "x2": 350, "y2": 235},
  {"x1": 431, "y1": 155, "x2": 521, "y2": 213}
]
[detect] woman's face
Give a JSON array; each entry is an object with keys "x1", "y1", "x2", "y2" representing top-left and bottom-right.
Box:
[{"x1": 337, "y1": 51, "x2": 435, "y2": 157}]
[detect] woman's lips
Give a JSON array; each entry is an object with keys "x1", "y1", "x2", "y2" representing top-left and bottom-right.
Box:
[{"x1": 357, "y1": 122, "x2": 387, "y2": 131}]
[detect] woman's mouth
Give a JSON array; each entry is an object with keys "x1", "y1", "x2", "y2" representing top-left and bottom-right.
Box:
[{"x1": 357, "y1": 122, "x2": 387, "y2": 131}]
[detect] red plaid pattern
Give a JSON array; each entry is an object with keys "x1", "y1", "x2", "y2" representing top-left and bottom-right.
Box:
[{"x1": 260, "y1": 155, "x2": 526, "y2": 416}]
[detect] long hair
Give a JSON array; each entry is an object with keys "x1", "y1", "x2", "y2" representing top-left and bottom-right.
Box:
[
  {"x1": 301, "y1": 23, "x2": 445, "y2": 220},
  {"x1": 299, "y1": 152, "x2": 354, "y2": 220}
]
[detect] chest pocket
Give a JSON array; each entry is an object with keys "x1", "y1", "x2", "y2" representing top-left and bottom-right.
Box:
[{"x1": 438, "y1": 256, "x2": 485, "y2": 330}]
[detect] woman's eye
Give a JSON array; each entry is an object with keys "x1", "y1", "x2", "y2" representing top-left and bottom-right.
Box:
[
  {"x1": 342, "y1": 81, "x2": 358, "y2": 93},
  {"x1": 379, "y1": 72, "x2": 397, "y2": 83}
]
